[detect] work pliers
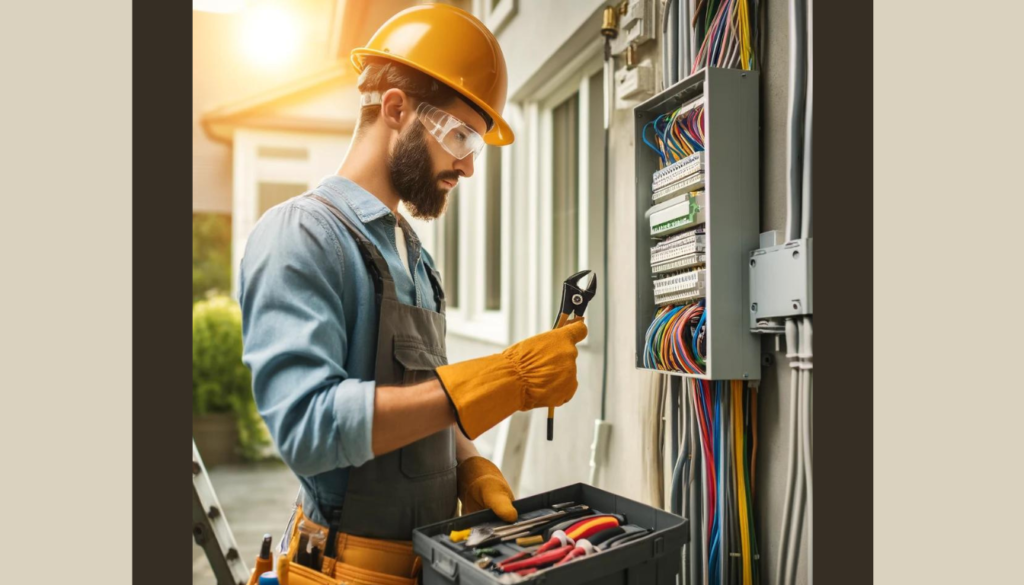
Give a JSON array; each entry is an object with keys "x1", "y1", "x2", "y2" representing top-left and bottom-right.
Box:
[
  {"x1": 553, "y1": 270, "x2": 598, "y2": 329},
  {"x1": 548, "y1": 270, "x2": 598, "y2": 440}
]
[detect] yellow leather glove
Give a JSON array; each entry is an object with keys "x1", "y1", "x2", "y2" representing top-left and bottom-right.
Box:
[
  {"x1": 436, "y1": 319, "x2": 588, "y2": 439},
  {"x1": 458, "y1": 456, "x2": 518, "y2": 522}
]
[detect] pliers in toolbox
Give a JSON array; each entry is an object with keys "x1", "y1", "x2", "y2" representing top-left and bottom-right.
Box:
[{"x1": 548, "y1": 270, "x2": 598, "y2": 440}]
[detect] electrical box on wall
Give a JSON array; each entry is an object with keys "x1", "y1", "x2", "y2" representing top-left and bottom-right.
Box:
[
  {"x1": 616, "y1": 63, "x2": 655, "y2": 106},
  {"x1": 633, "y1": 68, "x2": 760, "y2": 380},
  {"x1": 610, "y1": 0, "x2": 655, "y2": 55}
]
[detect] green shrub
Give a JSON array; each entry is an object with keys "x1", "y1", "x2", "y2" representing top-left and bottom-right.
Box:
[
  {"x1": 193, "y1": 213, "x2": 232, "y2": 304},
  {"x1": 193, "y1": 295, "x2": 270, "y2": 460}
]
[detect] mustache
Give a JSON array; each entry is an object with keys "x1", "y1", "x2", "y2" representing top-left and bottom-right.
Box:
[{"x1": 437, "y1": 171, "x2": 460, "y2": 183}]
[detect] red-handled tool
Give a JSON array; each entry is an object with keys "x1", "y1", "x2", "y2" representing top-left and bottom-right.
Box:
[
  {"x1": 555, "y1": 539, "x2": 597, "y2": 566},
  {"x1": 496, "y1": 550, "x2": 533, "y2": 569},
  {"x1": 534, "y1": 515, "x2": 620, "y2": 557},
  {"x1": 534, "y1": 529, "x2": 575, "y2": 555},
  {"x1": 499, "y1": 545, "x2": 575, "y2": 572}
]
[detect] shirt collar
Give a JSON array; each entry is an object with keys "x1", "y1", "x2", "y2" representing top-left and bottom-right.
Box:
[
  {"x1": 319, "y1": 175, "x2": 424, "y2": 246},
  {"x1": 318, "y1": 175, "x2": 393, "y2": 224}
]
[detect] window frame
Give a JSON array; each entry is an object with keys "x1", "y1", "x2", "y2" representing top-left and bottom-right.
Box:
[
  {"x1": 476, "y1": 0, "x2": 517, "y2": 35},
  {"x1": 532, "y1": 51, "x2": 605, "y2": 338},
  {"x1": 438, "y1": 139, "x2": 513, "y2": 346}
]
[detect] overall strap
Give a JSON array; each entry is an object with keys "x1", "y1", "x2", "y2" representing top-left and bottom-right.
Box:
[
  {"x1": 309, "y1": 194, "x2": 398, "y2": 306},
  {"x1": 423, "y1": 264, "x2": 446, "y2": 315}
]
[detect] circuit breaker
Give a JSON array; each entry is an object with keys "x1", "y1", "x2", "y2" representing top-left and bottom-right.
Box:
[{"x1": 633, "y1": 68, "x2": 760, "y2": 380}]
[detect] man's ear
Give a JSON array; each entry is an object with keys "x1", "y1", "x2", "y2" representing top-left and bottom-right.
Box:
[{"x1": 379, "y1": 88, "x2": 410, "y2": 132}]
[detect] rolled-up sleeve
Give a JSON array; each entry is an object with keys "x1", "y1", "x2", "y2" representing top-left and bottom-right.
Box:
[{"x1": 238, "y1": 204, "x2": 375, "y2": 476}]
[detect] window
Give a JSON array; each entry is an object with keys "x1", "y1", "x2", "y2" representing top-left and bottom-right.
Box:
[
  {"x1": 476, "y1": 0, "x2": 517, "y2": 34},
  {"x1": 436, "y1": 133, "x2": 511, "y2": 344},
  {"x1": 440, "y1": 188, "x2": 461, "y2": 310},
  {"x1": 527, "y1": 52, "x2": 605, "y2": 334},
  {"x1": 551, "y1": 94, "x2": 580, "y2": 310},
  {"x1": 484, "y1": 146, "x2": 503, "y2": 311}
]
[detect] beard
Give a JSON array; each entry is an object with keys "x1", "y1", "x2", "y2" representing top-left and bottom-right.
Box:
[{"x1": 387, "y1": 122, "x2": 459, "y2": 220}]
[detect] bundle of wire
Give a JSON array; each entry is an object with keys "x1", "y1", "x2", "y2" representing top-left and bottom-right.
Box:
[
  {"x1": 643, "y1": 300, "x2": 707, "y2": 375},
  {"x1": 642, "y1": 104, "x2": 705, "y2": 167},
  {"x1": 691, "y1": 0, "x2": 759, "y2": 74},
  {"x1": 688, "y1": 379, "x2": 761, "y2": 585}
]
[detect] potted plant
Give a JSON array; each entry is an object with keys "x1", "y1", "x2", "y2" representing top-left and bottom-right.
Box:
[{"x1": 192, "y1": 295, "x2": 270, "y2": 466}]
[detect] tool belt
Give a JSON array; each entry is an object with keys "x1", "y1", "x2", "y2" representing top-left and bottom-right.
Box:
[{"x1": 247, "y1": 506, "x2": 421, "y2": 585}]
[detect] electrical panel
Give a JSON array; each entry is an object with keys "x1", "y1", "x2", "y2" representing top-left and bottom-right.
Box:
[{"x1": 633, "y1": 68, "x2": 760, "y2": 380}]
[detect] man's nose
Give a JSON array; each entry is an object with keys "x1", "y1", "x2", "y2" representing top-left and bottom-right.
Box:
[{"x1": 453, "y1": 154, "x2": 474, "y2": 179}]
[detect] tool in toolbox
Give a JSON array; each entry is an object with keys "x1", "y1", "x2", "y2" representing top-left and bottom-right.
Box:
[
  {"x1": 463, "y1": 504, "x2": 590, "y2": 547},
  {"x1": 598, "y1": 528, "x2": 651, "y2": 550},
  {"x1": 555, "y1": 539, "x2": 596, "y2": 566},
  {"x1": 554, "y1": 526, "x2": 648, "y2": 568},
  {"x1": 548, "y1": 270, "x2": 598, "y2": 441},
  {"x1": 499, "y1": 544, "x2": 576, "y2": 572},
  {"x1": 533, "y1": 514, "x2": 622, "y2": 555}
]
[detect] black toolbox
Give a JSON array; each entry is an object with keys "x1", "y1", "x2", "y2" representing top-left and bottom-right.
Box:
[{"x1": 413, "y1": 483, "x2": 687, "y2": 584}]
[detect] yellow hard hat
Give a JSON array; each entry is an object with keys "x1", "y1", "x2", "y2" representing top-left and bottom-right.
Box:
[{"x1": 351, "y1": 3, "x2": 514, "y2": 146}]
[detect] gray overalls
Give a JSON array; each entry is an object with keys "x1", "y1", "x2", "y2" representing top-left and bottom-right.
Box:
[{"x1": 308, "y1": 194, "x2": 457, "y2": 541}]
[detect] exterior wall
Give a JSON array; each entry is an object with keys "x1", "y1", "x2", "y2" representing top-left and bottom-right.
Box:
[{"x1": 448, "y1": 3, "x2": 806, "y2": 583}]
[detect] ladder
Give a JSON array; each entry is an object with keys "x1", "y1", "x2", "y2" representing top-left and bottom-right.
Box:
[{"x1": 193, "y1": 439, "x2": 250, "y2": 585}]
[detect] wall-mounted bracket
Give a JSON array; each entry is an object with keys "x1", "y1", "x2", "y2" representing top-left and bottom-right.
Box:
[{"x1": 749, "y1": 234, "x2": 813, "y2": 330}]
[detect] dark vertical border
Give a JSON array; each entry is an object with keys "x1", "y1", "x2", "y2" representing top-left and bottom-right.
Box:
[
  {"x1": 134, "y1": 2, "x2": 191, "y2": 584},
  {"x1": 813, "y1": 0, "x2": 872, "y2": 583}
]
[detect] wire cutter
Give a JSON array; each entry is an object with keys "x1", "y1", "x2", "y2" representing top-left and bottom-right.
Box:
[{"x1": 548, "y1": 270, "x2": 598, "y2": 440}]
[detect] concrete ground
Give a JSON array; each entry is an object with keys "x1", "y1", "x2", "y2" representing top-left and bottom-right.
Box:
[{"x1": 193, "y1": 461, "x2": 300, "y2": 584}]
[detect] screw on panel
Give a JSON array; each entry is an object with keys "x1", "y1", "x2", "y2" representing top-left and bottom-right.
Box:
[
  {"x1": 793, "y1": 250, "x2": 800, "y2": 260},
  {"x1": 761, "y1": 353, "x2": 775, "y2": 367},
  {"x1": 749, "y1": 259, "x2": 756, "y2": 267},
  {"x1": 751, "y1": 303, "x2": 757, "y2": 313},
  {"x1": 226, "y1": 548, "x2": 240, "y2": 561},
  {"x1": 208, "y1": 506, "x2": 220, "y2": 519},
  {"x1": 792, "y1": 301, "x2": 801, "y2": 311}
]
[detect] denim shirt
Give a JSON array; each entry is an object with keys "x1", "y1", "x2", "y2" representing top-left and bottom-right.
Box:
[{"x1": 238, "y1": 175, "x2": 442, "y2": 524}]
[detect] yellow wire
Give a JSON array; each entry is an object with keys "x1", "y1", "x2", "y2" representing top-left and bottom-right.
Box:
[
  {"x1": 733, "y1": 381, "x2": 752, "y2": 585},
  {"x1": 737, "y1": 0, "x2": 752, "y2": 70}
]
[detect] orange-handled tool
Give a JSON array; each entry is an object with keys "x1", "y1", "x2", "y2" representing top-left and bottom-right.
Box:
[{"x1": 548, "y1": 270, "x2": 598, "y2": 441}]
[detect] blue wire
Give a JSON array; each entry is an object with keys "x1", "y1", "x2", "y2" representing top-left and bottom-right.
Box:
[
  {"x1": 641, "y1": 120, "x2": 665, "y2": 162},
  {"x1": 692, "y1": 307, "x2": 707, "y2": 361}
]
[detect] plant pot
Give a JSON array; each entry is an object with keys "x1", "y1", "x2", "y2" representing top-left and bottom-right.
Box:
[{"x1": 193, "y1": 412, "x2": 240, "y2": 467}]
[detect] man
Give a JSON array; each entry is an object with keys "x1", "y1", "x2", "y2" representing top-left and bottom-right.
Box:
[{"x1": 238, "y1": 5, "x2": 587, "y2": 583}]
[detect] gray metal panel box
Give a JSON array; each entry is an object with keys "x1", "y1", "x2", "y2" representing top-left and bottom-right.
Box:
[{"x1": 633, "y1": 68, "x2": 760, "y2": 381}]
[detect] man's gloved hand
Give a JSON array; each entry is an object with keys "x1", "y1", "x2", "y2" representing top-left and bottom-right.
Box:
[
  {"x1": 458, "y1": 456, "x2": 518, "y2": 522},
  {"x1": 436, "y1": 320, "x2": 588, "y2": 439}
]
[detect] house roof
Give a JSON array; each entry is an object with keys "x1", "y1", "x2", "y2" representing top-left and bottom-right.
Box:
[
  {"x1": 201, "y1": 0, "x2": 423, "y2": 144},
  {"x1": 200, "y1": 64, "x2": 361, "y2": 143}
]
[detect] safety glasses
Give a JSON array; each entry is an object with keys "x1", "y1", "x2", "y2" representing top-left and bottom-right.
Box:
[{"x1": 416, "y1": 101, "x2": 486, "y2": 160}]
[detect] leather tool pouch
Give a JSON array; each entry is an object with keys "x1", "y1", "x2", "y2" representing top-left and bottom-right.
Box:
[{"x1": 246, "y1": 507, "x2": 420, "y2": 585}]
